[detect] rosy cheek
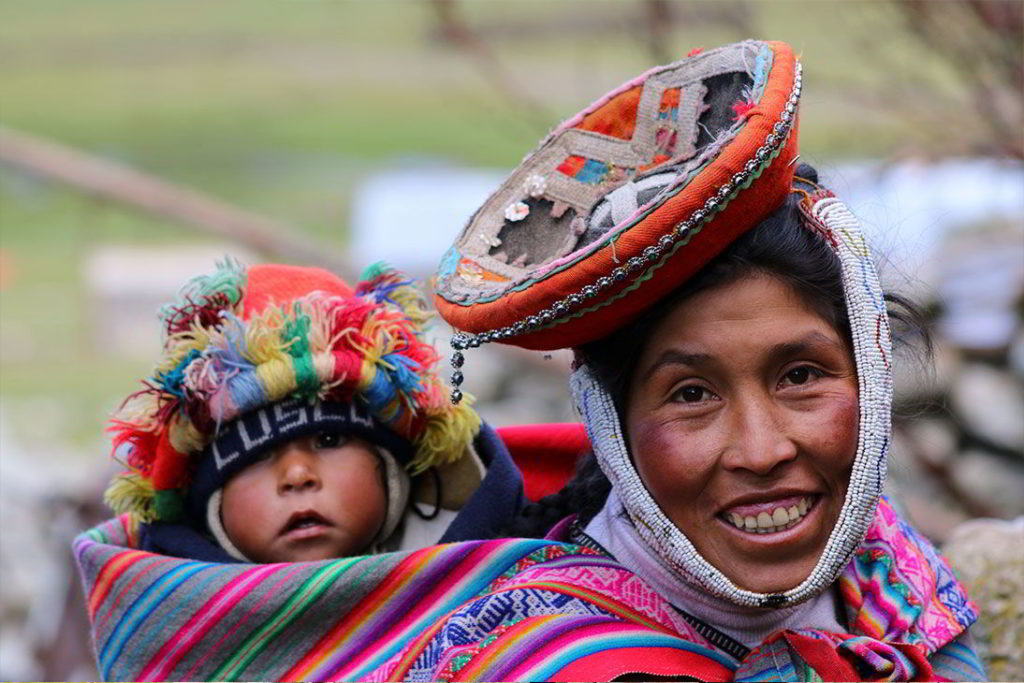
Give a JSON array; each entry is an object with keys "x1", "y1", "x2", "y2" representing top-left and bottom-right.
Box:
[
  {"x1": 806, "y1": 392, "x2": 859, "y2": 466},
  {"x1": 629, "y1": 416, "x2": 715, "y2": 488}
]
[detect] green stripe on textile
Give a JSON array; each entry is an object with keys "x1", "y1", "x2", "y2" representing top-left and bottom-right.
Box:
[
  {"x1": 213, "y1": 558, "x2": 361, "y2": 680},
  {"x1": 214, "y1": 554, "x2": 394, "y2": 681}
]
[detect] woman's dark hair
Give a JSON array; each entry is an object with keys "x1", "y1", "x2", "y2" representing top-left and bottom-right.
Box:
[{"x1": 501, "y1": 164, "x2": 931, "y2": 539}]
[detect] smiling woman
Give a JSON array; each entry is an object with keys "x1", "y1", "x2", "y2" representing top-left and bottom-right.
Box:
[
  {"x1": 438, "y1": 41, "x2": 987, "y2": 680},
  {"x1": 578, "y1": 186, "x2": 865, "y2": 599}
]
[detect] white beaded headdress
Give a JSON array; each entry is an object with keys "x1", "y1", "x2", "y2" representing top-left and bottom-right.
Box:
[{"x1": 570, "y1": 190, "x2": 894, "y2": 607}]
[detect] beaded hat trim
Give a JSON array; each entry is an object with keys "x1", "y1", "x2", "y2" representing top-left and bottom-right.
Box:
[
  {"x1": 104, "y1": 260, "x2": 480, "y2": 524},
  {"x1": 445, "y1": 43, "x2": 802, "y2": 402},
  {"x1": 570, "y1": 191, "x2": 894, "y2": 608}
]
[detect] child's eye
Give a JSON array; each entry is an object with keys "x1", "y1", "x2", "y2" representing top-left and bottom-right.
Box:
[
  {"x1": 314, "y1": 431, "x2": 349, "y2": 450},
  {"x1": 250, "y1": 448, "x2": 274, "y2": 463}
]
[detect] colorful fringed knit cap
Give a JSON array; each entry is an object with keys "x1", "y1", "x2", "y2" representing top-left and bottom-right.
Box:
[{"x1": 105, "y1": 260, "x2": 480, "y2": 527}]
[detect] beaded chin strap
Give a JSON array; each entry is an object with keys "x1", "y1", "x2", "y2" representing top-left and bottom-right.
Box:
[
  {"x1": 570, "y1": 192, "x2": 893, "y2": 608},
  {"x1": 449, "y1": 63, "x2": 804, "y2": 405}
]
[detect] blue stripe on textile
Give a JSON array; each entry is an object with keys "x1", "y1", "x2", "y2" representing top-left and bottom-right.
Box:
[
  {"x1": 341, "y1": 540, "x2": 557, "y2": 680},
  {"x1": 140, "y1": 563, "x2": 237, "y2": 664},
  {"x1": 930, "y1": 638, "x2": 987, "y2": 681},
  {"x1": 100, "y1": 561, "x2": 208, "y2": 678}
]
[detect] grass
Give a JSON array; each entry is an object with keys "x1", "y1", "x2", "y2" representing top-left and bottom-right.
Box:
[{"x1": 0, "y1": 0, "x2": 975, "y2": 454}]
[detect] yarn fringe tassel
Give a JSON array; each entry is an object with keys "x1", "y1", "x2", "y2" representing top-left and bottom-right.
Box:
[
  {"x1": 104, "y1": 472, "x2": 154, "y2": 528},
  {"x1": 412, "y1": 398, "x2": 481, "y2": 474}
]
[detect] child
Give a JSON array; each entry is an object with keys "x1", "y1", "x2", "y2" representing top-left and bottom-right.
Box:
[{"x1": 104, "y1": 259, "x2": 520, "y2": 563}]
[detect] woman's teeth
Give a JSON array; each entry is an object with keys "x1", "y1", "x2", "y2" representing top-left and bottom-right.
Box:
[{"x1": 726, "y1": 497, "x2": 812, "y2": 534}]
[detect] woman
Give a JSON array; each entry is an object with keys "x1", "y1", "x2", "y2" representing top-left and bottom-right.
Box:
[{"x1": 434, "y1": 40, "x2": 984, "y2": 680}]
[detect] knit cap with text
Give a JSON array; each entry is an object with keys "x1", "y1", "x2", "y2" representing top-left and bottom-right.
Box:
[{"x1": 104, "y1": 261, "x2": 480, "y2": 557}]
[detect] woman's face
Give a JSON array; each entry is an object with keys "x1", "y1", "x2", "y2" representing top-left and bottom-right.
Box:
[{"x1": 625, "y1": 274, "x2": 858, "y2": 593}]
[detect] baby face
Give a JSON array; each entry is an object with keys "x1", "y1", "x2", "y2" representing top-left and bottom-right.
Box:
[{"x1": 220, "y1": 432, "x2": 387, "y2": 563}]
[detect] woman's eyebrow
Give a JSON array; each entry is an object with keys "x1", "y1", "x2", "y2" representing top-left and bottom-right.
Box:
[
  {"x1": 641, "y1": 349, "x2": 713, "y2": 381},
  {"x1": 641, "y1": 331, "x2": 845, "y2": 381},
  {"x1": 766, "y1": 331, "x2": 846, "y2": 362}
]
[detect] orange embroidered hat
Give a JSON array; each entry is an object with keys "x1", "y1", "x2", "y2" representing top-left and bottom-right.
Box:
[{"x1": 435, "y1": 41, "x2": 802, "y2": 386}]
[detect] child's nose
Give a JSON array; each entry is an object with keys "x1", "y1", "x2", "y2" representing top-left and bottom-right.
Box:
[{"x1": 277, "y1": 444, "x2": 321, "y2": 494}]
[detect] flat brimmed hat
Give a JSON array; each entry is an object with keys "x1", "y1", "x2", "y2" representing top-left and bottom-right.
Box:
[{"x1": 435, "y1": 40, "x2": 801, "y2": 357}]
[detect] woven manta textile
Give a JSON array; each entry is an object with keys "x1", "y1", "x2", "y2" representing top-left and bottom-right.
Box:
[
  {"x1": 75, "y1": 497, "x2": 976, "y2": 681},
  {"x1": 76, "y1": 517, "x2": 734, "y2": 682},
  {"x1": 435, "y1": 40, "x2": 801, "y2": 350}
]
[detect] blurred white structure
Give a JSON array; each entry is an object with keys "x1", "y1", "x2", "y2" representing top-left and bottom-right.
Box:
[
  {"x1": 349, "y1": 164, "x2": 505, "y2": 277},
  {"x1": 353, "y1": 159, "x2": 1023, "y2": 274},
  {"x1": 84, "y1": 244, "x2": 257, "y2": 358}
]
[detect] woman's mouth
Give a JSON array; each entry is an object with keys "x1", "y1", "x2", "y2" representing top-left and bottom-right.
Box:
[{"x1": 720, "y1": 495, "x2": 818, "y2": 535}]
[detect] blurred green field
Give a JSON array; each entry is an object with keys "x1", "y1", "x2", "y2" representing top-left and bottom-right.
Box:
[{"x1": 0, "y1": 0, "x2": 969, "y2": 454}]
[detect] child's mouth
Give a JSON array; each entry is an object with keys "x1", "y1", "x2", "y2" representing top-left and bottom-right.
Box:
[{"x1": 280, "y1": 510, "x2": 332, "y2": 537}]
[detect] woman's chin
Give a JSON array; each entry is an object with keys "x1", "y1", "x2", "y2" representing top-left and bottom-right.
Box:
[
  {"x1": 728, "y1": 564, "x2": 813, "y2": 595},
  {"x1": 699, "y1": 544, "x2": 820, "y2": 595}
]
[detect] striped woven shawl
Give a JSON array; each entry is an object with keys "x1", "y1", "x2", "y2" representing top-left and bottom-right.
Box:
[
  {"x1": 75, "y1": 498, "x2": 977, "y2": 681},
  {"x1": 75, "y1": 516, "x2": 734, "y2": 681}
]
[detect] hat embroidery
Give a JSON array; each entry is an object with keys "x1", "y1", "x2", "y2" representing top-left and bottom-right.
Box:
[
  {"x1": 504, "y1": 201, "x2": 530, "y2": 222},
  {"x1": 523, "y1": 173, "x2": 547, "y2": 198},
  {"x1": 444, "y1": 44, "x2": 802, "y2": 401}
]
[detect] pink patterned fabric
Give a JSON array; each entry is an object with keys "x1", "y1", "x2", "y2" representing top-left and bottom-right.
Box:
[
  {"x1": 838, "y1": 498, "x2": 978, "y2": 654},
  {"x1": 507, "y1": 563, "x2": 706, "y2": 641}
]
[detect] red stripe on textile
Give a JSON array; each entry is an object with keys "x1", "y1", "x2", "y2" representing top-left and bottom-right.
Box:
[
  {"x1": 288, "y1": 544, "x2": 482, "y2": 681},
  {"x1": 140, "y1": 563, "x2": 285, "y2": 681},
  {"x1": 89, "y1": 551, "x2": 160, "y2": 621},
  {"x1": 181, "y1": 564, "x2": 307, "y2": 680},
  {"x1": 96, "y1": 557, "x2": 179, "y2": 635},
  {"x1": 552, "y1": 644, "x2": 734, "y2": 682}
]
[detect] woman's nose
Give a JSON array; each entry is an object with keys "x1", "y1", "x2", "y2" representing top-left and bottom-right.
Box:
[
  {"x1": 276, "y1": 444, "x2": 321, "y2": 494},
  {"x1": 722, "y1": 397, "x2": 798, "y2": 475}
]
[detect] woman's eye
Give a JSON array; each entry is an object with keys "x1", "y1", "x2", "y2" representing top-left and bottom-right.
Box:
[
  {"x1": 314, "y1": 431, "x2": 348, "y2": 449},
  {"x1": 781, "y1": 366, "x2": 821, "y2": 386}
]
